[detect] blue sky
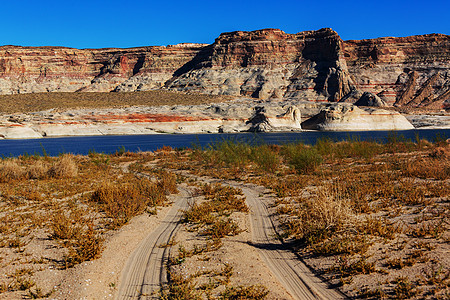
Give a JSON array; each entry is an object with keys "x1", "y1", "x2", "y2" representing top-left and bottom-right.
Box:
[{"x1": 2, "y1": 0, "x2": 449, "y2": 49}]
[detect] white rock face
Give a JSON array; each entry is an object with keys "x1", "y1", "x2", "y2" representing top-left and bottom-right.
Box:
[
  {"x1": 301, "y1": 103, "x2": 414, "y2": 131},
  {"x1": 0, "y1": 100, "x2": 303, "y2": 139},
  {"x1": 0, "y1": 126, "x2": 43, "y2": 139},
  {"x1": 0, "y1": 99, "x2": 419, "y2": 139}
]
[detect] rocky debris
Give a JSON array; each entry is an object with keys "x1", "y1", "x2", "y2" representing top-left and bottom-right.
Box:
[
  {"x1": 301, "y1": 103, "x2": 414, "y2": 131},
  {"x1": 247, "y1": 105, "x2": 302, "y2": 132}
]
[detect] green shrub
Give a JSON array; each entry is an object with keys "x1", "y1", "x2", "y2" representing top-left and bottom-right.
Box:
[{"x1": 287, "y1": 147, "x2": 323, "y2": 174}]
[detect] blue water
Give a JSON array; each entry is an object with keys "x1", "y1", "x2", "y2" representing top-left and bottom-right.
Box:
[{"x1": 0, "y1": 129, "x2": 449, "y2": 157}]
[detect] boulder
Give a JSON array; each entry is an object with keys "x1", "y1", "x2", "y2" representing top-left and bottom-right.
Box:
[{"x1": 354, "y1": 92, "x2": 387, "y2": 107}]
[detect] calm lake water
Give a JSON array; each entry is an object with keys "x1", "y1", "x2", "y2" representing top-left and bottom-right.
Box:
[{"x1": 0, "y1": 129, "x2": 449, "y2": 157}]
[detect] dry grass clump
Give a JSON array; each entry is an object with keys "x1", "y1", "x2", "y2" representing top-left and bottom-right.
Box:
[
  {"x1": 400, "y1": 156, "x2": 450, "y2": 180},
  {"x1": 161, "y1": 271, "x2": 202, "y2": 300},
  {"x1": 0, "y1": 267, "x2": 36, "y2": 294},
  {"x1": 48, "y1": 154, "x2": 78, "y2": 178},
  {"x1": 49, "y1": 208, "x2": 105, "y2": 268},
  {"x1": 220, "y1": 285, "x2": 269, "y2": 300},
  {"x1": 280, "y1": 182, "x2": 378, "y2": 256},
  {"x1": 329, "y1": 256, "x2": 378, "y2": 278},
  {"x1": 64, "y1": 224, "x2": 104, "y2": 268},
  {"x1": 49, "y1": 210, "x2": 86, "y2": 241},
  {"x1": 286, "y1": 146, "x2": 323, "y2": 175},
  {"x1": 202, "y1": 218, "x2": 242, "y2": 239},
  {"x1": 26, "y1": 160, "x2": 49, "y2": 179},
  {"x1": 315, "y1": 137, "x2": 384, "y2": 160},
  {"x1": 0, "y1": 155, "x2": 80, "y2": 183},
  {"x1": 0, "y1": 159, "x2": 24, "y2": 181},
  {"x1": 429, "y1": 146, "x2": 450, "y2": 158},
  {"x1": 90, "y1": 175, "x2": 173, "y2": 228}
]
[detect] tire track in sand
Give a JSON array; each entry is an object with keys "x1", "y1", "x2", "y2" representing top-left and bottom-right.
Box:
[
  {"x1": 224, "y1": 180, "x2": 347, "y2": 300},
  {"x1": 115, "y1": 187, "x2": 190, "y2": 300}
]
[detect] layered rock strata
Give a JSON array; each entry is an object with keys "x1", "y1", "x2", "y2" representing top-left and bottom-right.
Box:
[
  {"x1": 1, "y1": 29, "x2": 449, "y2": 111},
  {"x1": 0, "y1": 44, "x2": 206, "y2": 94},
  {"x1": 166, "y1": 28, "x2": 354, "y2": 102},
  {"x1": 343, "y1": 34, "x2": 450, "y2": 109}
]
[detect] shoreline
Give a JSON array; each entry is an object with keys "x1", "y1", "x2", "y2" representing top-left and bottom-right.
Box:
[
  {"x1": 0, "y1": 126, "x2": 449, "y2": 141},
  {"x1": 1, "y1": 128, "x2": 449, "y2": 158}
]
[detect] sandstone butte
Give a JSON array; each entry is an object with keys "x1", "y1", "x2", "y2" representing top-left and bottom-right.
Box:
[{"x1": 0, "y1": 28, "x2": 449, "y2": 138}]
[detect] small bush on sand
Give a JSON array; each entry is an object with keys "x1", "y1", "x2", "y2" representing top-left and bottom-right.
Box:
[
  {"x1": 283, "y1": 184, "x2": 353, "y2": 245},
  {"x1": 209, "y1": 139, "x2": 251, "y2": 169},
  {"x1": 161, "y1": 271, "x2": 202, "y2": 300},
  {"x1": 249, "y1": 145, "x2": 280, "y2": 173},
  {"x1": 64, "y1": 224, "x2": 103, "y2": 268},
  {"x1": 202, "y1": 218, "x2": 242, "y2": 239},
  {"x1": 91, "y1": 181, "x2": 149, "y2": 227},
  {"x1": 49, "y1": 211, "x2": 84, "y2": 241},
  {"x1": 91, "y1": 176, "x2": 173, "y2": 227},
  {"x1": 157, "y1": 171, "x2": 179, "y2": 195}
]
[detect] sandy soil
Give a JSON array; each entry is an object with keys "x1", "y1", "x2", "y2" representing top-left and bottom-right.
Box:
[{"x1": 50, "y1": 204, "x2": 174, "y2": 300}]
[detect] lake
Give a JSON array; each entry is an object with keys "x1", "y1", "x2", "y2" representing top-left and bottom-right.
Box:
[{"x1": 0, "y1": 129, "x2": 449, "y2": 157}]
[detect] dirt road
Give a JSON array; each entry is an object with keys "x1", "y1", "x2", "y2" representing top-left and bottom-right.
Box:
[{"x1": 115, "y1": 175, "x2": 345, "y2": 299}]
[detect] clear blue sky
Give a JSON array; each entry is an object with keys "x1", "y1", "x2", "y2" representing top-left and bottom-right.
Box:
[{"x1": 2, "y1": 0, "x2": 449, "y2": 49}]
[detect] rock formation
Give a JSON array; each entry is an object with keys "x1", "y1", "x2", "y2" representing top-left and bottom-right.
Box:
[
  {"x1": 301, "y1": 103, "x2": 414, "y2": 131},
  {"x1": 354, "y1": 92, "x2": 386, "y2": 107},
  {"x1": 8, "y1": 27, "x2": 450, "y2": 139}
]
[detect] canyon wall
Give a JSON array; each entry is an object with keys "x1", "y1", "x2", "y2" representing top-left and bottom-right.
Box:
[
  {"x1": 0, "y1": 44, "x2": 205, "y2": 94},
  {"x1": 1, "y1": 29, "x2": 449, "y2": 109},
  {"x1": 343, "y1": 34, "x2": 450, "y2": 109}
]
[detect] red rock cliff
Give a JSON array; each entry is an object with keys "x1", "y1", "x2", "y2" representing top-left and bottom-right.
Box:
[{"x1": 0, "y1": 44, "x2": 205, "y2": 93}]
